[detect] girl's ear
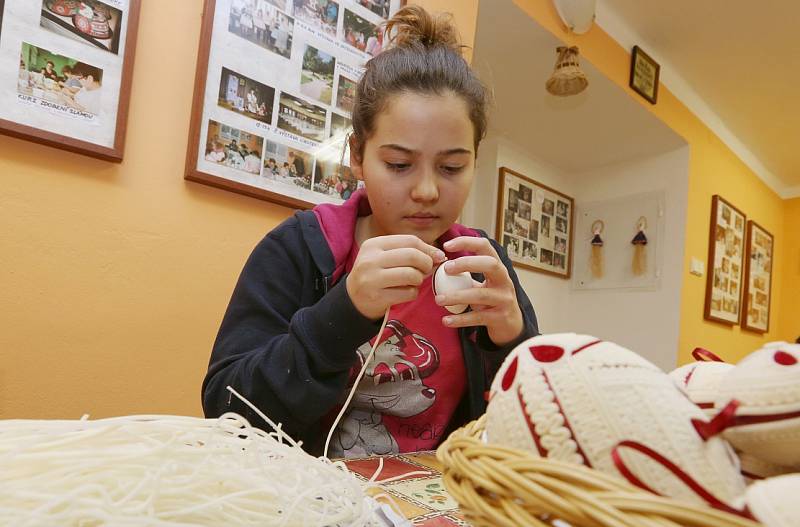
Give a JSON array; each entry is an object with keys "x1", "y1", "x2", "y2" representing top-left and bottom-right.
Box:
[{"x1": 349, "y1": 135, "x2": 364, "y2": 181}]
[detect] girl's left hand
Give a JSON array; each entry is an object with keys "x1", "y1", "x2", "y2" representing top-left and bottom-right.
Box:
[{"x1": 435, "y1": 237, "x2": 524, "y2": 347}]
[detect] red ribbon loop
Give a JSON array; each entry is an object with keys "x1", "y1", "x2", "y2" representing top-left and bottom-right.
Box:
[
  {"x1": 692, "y1": 347, "x2": 725, "y2": 362},
  {"x1": 611, "y1": 439, "x2": 754, "y2": 519},
  {"x1": 692, "y1": 400, "x2": 740, "y2": 441}
]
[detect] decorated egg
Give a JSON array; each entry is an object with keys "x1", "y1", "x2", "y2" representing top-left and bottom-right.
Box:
[
  {"x1": 715, "y1": 342, "x2": 800, "y2": 468},
  {"x1": 737, "y1": 451, "x2": 796, "y2": 483},
  {"x1": 742, "y1": 474, "x2": 800, "y2": 527},
  {"x1": 486, "y1": 333, "x2": 746, "y2": 507},
  {"x1": 669, "y1": 355, "x2": 734, "y2": 418}
]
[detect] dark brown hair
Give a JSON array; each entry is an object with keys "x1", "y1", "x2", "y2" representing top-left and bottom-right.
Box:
[{"x1": 350, "y1": 5, "x2": 488, "y2": 159}]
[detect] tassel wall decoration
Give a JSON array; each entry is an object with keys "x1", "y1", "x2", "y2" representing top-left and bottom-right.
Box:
[
  {"x1": 632, "y1": 216, "x2": 648, "y2": 276},
  {"x1": 590, "y1": 220, "x2": 604, "y2": 279}
]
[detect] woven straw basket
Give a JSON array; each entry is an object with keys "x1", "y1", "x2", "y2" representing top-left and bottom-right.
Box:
[{"x1": 436, "y1": 416, "x2": 762, "y2": 527}]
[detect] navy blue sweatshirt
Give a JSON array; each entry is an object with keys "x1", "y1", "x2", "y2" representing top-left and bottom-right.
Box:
[{"x1": 202, "y1": 192, "x2": 539, "y2": 455}]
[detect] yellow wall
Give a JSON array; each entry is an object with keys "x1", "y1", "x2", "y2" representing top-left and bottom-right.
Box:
[
  {"x1": 779, "y1": 198, "x2": 800, "y2": 341},
  {"x1": 0, "y1": 2, "x2": 292, "y2": 419},
  {"x1": 510, "y1": 0, "x2": 789, "y2": 364},
  {"x1": 0, "y1": 1, "x2": 476, "y2": 419},
  {"x1": 0, "y1": 0, "x2": 793, "y2": 420}
]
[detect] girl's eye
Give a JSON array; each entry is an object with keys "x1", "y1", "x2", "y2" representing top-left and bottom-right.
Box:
[
  {"x1": 385, "y1": 162, "x2": 411, "y2": 172},
  {"x1": 441, "y1": 165, "x2": 465, "y2": 175}
]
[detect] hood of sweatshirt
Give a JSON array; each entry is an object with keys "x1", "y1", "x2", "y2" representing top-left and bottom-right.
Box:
[{"x1": 312, "y1": 189, "x2": 481, "y2": 284}]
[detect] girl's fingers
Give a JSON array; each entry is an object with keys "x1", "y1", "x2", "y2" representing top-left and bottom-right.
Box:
[
  {"x1": 435, "y1": 284, "x2": 506, "y2": 309},
  {"x1": 370, "y1": 235, "x2": 446, "y2": 263},
  {"x1": 441, "y1": 308, "x2": 504, "y2": 329},
  {"x1": 442, "y1": 238, "x2": 510, "y2": 283},
  {"x1": 379, "y1": 247, "x2": 437, "y2": 275},
  {"x1": 442, "y1": 236, "x2": 496, "y2": 257},
  {"x1": 443, "y1": 255, "x2": 506, "y2": 280},
  {"x1": 379, "y1": 267, "x2": 426, "y2": 288}
]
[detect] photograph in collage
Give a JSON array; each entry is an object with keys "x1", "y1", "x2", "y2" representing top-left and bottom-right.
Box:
[
  {"x1": 262, "y1": 139, "x2": 313, "y2": 189},
  {"x1": 335, "y1": 74, "x2": 356, "y2": 113},
  {"x1": 218, "y1": 67, "x2": 275, "y2": 124},
  {"x1": 40, "y1": 0, "x2": 124, "y2": 54},
  {"x1": 300, "y1": 44, "x2": 335, "y2": 104},
  {"x1": 341, "y1": 8, "x2": 383, "y2": 56},
  {"x1": 205, "y1": 120, "x2": 264, "y2": 175},
  {"x1": 293, "y1": 0, "x2": 339, "y2": 36},
  {"x1": 329, "y1": 112, "x2": 351, "y2": 139},
  {"x1": 228, "y1": 0, "x2": 294, "y2": 59},
  {"x1": 277, "y1": 92, "x2": 326, "y2": 142},
  {"x1": 356, "y1": 0, "x2": 389, "y2": 18},
  {"x1": 314, "y1": 157, "x2": 355, "y2": 200},
  {"x1": 18, "y1": 42, "x2": 104, "y2": 116},
  {"x1": 502, "y1": 235, "x2": 520, "y2": 259}
]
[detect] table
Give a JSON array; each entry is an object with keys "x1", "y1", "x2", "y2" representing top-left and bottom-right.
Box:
[{"x1": 341, "y1": 451, "x2": 469, "y2": 526}]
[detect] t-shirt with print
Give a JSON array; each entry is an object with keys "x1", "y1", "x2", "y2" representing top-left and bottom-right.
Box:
[{"x1": 327, "y1": 245, "x2": 467, "y2": 458}]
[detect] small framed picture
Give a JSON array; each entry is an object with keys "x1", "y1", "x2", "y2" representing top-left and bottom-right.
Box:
[
  {"x1": 704, "y1": 195, "x2": 746, "y2": 325},
  {"x1": 496, "y1": 167, "x2": 574, "y2": 278},
  {"x1": 741, "y1": 221, "x2": 774, "y2": 333},
  {"x1": 184, "y1": 0, "x2": 404, "y2": 210},
  {"x1": 629, "y1": 45, "x2": 659, "y2": 104},
  {"x1": 0, "y1": 0, "x2": 141, "y2": 161}
]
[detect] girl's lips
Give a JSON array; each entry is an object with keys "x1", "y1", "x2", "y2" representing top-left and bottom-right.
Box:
[{"x1": 405, "y1": 215, "x2": 438, "y2": 226}]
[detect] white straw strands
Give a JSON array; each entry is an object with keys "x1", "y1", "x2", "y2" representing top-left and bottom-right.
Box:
[{"x1": 0, "y1": 411, "x2": 381, "y2": 526}]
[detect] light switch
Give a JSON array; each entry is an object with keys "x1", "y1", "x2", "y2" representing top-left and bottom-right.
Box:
[{"x1": 690, "y1": 258, "x2": 704, "y2": 276}]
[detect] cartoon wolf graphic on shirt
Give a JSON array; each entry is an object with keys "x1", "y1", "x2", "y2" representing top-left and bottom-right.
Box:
[{"x1": 331, "y1": 320, "x2": 440, "y2": 457}]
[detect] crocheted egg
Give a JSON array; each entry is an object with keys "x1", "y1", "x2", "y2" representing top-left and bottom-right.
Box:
[
  {"x1": 486, "y1": 333, "x2": 746, "y2": 507},
  {"x1": 715, "y1": 342, "x2": 800, "y2": 468},
  {"x1": 738, "y1": 451, "x2": 796, "y2": 482},
  {"x1": 743, "y1": 474, "x2": 800, "y2": 527},
  {"x1": 669, "y1": 361, "x2": 734, "y2": 418}
]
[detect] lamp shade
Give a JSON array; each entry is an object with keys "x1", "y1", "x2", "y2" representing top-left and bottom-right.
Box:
[{"x1": 553, "y1": 0, "x2": 596, "y2": 34}]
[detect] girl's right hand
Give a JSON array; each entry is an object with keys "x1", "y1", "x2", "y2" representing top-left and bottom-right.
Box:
[{"x1": 346, "y1": 235, "x2": 446, "y2": 320}]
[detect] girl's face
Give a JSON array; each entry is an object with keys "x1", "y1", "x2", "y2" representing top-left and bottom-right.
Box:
[{"x1": 351, "y1": 91, "x2": 475, "y2": 245}]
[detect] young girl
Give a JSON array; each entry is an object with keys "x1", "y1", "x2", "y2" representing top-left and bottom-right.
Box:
[{"x1": 203, "y1": 5, "x2": 538, "y2": 457}]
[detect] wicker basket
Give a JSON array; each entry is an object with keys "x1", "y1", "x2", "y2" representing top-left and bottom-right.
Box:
[{"x1": 436, "y1": 416, "x2": 762, "y2": 527}]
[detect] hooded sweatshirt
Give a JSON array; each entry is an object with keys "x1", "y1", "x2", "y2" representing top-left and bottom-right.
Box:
[{"x1": 202, "y1": 189, "x2": 539, "y2": 455}]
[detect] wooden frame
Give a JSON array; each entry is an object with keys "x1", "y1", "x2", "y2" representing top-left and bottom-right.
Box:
[
  {"x1": 741, "y1": 221, "x2": 774, "y2": 333},
  {"x1": 185, "y1": 0, "x2": 403, "y2": 210},
  {"x1": 704, "y1": 195, "x2": 747, "y2": 325},
  {"x1": 629, "y1": 45, "x2": 659, "y2": 105},
  {"x1": 496, "y1": 167, "x2": 574, "y2": 279},
  {"x1": 0, "y1": 0, "x2": 141, "y2": 162}
]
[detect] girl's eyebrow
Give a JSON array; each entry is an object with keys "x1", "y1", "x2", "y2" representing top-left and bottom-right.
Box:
[{"x1": 379, "y1": 144, "x2": 472, "y2": 156}]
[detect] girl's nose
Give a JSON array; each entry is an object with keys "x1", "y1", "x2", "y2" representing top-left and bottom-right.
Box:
[{"x1": 410, "y1": 168, "x2": 438, "y2": 202}]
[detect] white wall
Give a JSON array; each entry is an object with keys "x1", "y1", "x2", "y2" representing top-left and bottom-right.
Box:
[
  {"x1": 465, "y1": 134, "x2": 690, "y2": 370},
  {"x1": 565, "y1": 147, "x2": 690, "y2": 370}
]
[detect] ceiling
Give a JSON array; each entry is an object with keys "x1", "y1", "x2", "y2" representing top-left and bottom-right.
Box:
[
  {"x1": 472, "y1": 0, "x2": 685, "y2": 173},
  {"x1": 595, "y1": 0, "x2": 800, "y2": 196}
]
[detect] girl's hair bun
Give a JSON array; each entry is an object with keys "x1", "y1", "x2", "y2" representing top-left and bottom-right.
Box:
[{"x1": 384, "y1": 4, "x2": 461, "y2": 52}]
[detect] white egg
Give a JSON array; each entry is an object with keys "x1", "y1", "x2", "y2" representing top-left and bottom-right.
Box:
[{"x1": 433, "y1": 263, "x2": 473, "y2": 314}]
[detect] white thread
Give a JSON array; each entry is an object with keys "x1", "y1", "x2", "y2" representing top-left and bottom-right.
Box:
[
  {"x1": 324, "y1": 308, "x2": 392, "y2": 459},
  {"x1": 0, "y1": 410, "x2": 380, "y2": 526}
]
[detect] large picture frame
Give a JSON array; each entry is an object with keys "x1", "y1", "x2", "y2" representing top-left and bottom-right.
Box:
[
  {"x1": 704, "y1": 195, "x2": 747, "y2": 325},
  {"x1": 741, "y1": 221, "x2": 774, "y2": 333},
  {"x1": 495, "y1": 167, "x2": 574, "y2": 278},
  {"x1": 0, "y1": 0, "x2": 140, "y2": 161},
  {"x1": 185, "y1": 0, "x2": 402, "y2": 210}
]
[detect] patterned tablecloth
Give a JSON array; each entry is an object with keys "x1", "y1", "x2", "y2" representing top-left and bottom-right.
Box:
[{"x1": 341, "y1": 451, "x2": 469, "y2": 526}]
